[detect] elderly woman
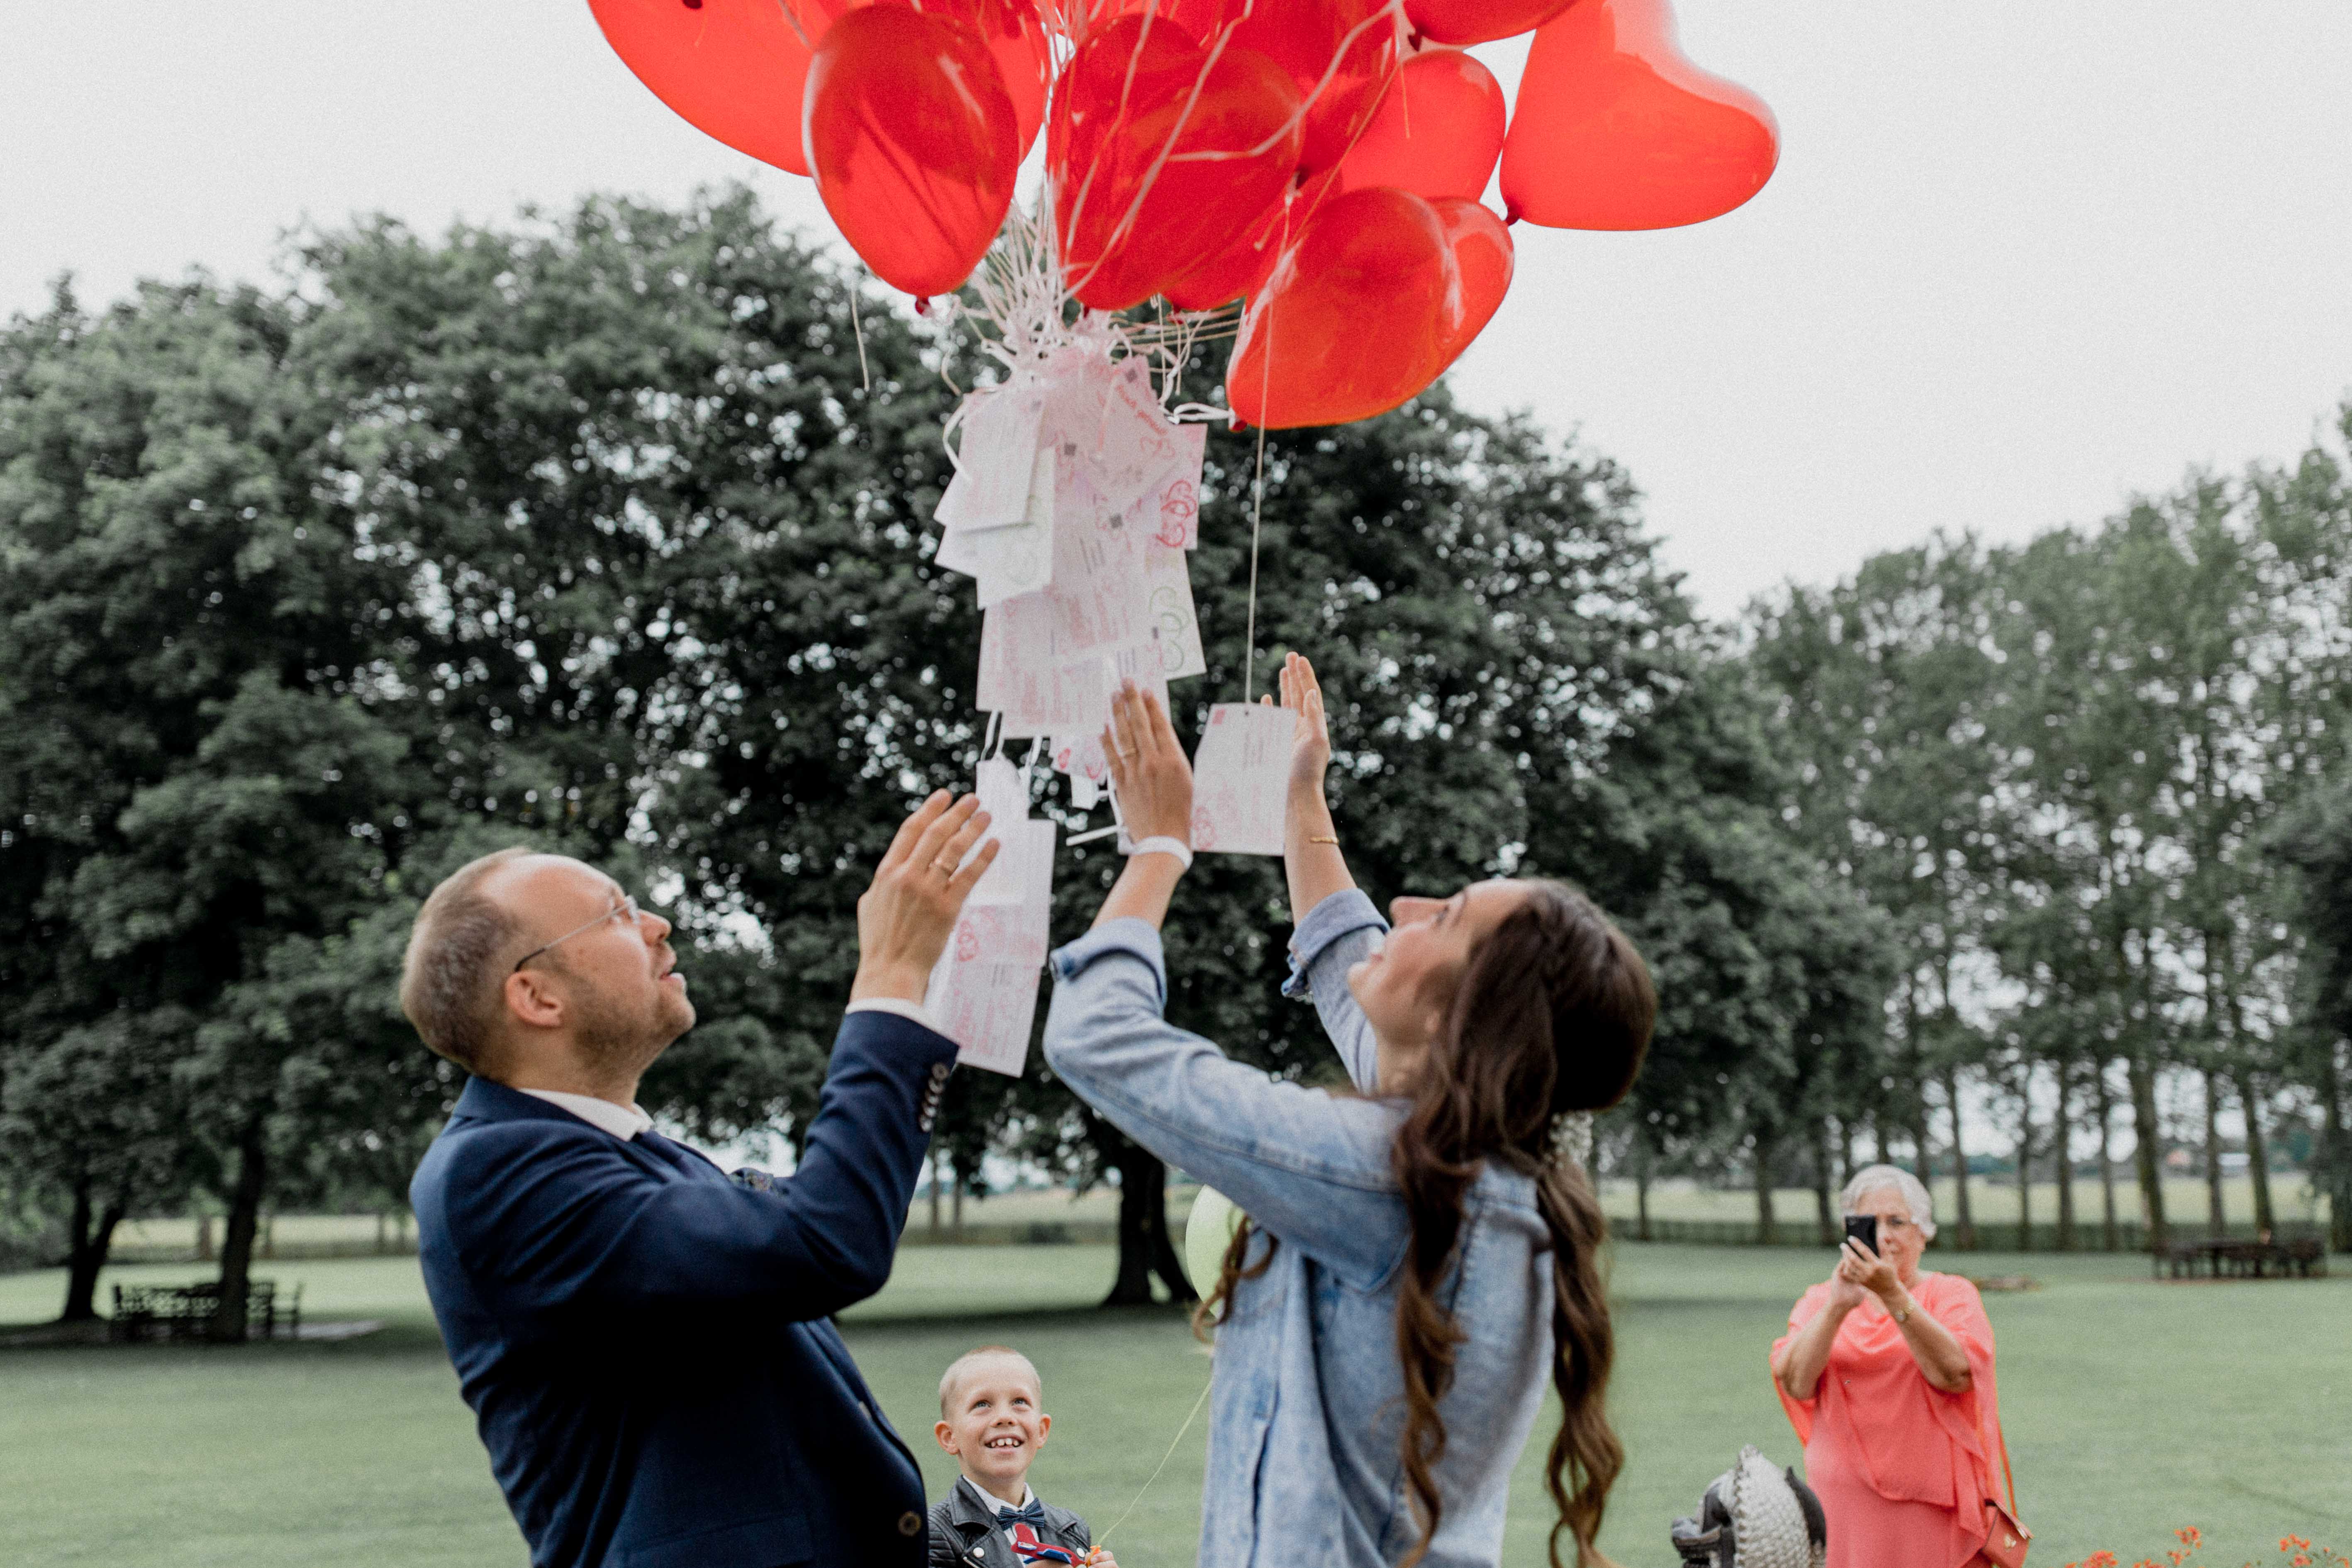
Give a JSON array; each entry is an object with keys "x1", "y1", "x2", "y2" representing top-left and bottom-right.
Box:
[{"x1": 1770, "y1": 1166, "x2": 2016, "y2": 1568}]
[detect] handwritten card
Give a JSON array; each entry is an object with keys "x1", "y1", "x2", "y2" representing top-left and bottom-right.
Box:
[
  {"x1": 938, "y1": 444, "x2": 1057, "y2": 606},
  {"x1": 1141, "y1": 543, "x2": 1206, "y2": 679},
  {"x1": 977, "y1": 618, "x2": 1170, "y2": 738},
  {"x1": 924, "y1": 902, "x2": 1051, "y2": 1076},
  {"x1": 1124, "y1": 424, "x2": 1207, "y2": 550},
  {"x1": 1089, "y1": 358, "x2": 1186, "y2": 515},
  {"x1": 1189, "y1": 702, "x2": 1297, "y2": 856},
  {"x1": 936, "y1": 385, "x2": 1046, "y2": 533}
]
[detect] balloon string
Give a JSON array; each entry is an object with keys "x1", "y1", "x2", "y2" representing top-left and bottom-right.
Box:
[
  {"x1": 1242, "y1": 419, "x2": 1267, "y2": 702},
  {"x1": 848, "y1": 272, "x2": 872, "y2": 394},
  {"x1": 1094, "y1": 1373, "x2": 1214, "y2": 1551}
]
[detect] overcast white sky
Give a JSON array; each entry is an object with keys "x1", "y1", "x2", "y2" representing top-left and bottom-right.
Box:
[{"x1": 5, "y1": 1, "x2": 2349, "y2": 617}]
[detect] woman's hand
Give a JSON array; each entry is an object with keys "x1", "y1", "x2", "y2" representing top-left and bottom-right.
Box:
[
  {"x1": 1276, "y1": 651, "x2": 1331, "y2": 811},
  {"x1": 1836, "y1": 1236, "x2": 1900, "y2": 1303},
  {"x1": 1101, "y1": 680, "x2": 1192, "y2": 842},
  {"x1": 851, "y1": 792, "x2": 997, "y2": 1003},
  {"x1": 1090, "y1": 683, "x2": 1192, "y2": 932}
]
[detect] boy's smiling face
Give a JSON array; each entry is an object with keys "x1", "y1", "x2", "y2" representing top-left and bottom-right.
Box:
[{"x1": 934, "y1": 1352, "x2": 1051, "y2": 1497}]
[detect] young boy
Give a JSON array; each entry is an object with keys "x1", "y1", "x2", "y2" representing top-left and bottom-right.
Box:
[{"x1": 928, "y1": 1346, "x2": 1116, "y2": 1568}]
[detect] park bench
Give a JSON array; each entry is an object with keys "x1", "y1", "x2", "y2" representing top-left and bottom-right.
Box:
[
  {"x1": 2157, "y1": 1234, "x2": 2329, "y2": 1281},
  {"x1": 110, "y1": 1280, "x2": 302, "y2": 1341}
]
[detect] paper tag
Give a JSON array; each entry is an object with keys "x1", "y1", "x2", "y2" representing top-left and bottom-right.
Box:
[
  {"x1": 1087, "y1": 359, "x2": 1184, "y2": 515},
  {"x1": 1141, "y1": 543, "x2": 1206, "y2": 679},
  {"x1": 969, "y1": 817, "x2": 1056, "y2": 909},
  {"x1": 924, "y1": 902, "x2": 1051, "y2": 1077},
  {"x1": 937, "y1": 444, "x2": 1056, "y2": 606},
  {"x1": 936, "y1": 386, "x2": 1046, "y2": 534},
  {"x1": 1189, "y1": 702, "x2": 1296, "y2": 856},
  {"x1": 1125, "y1": 424, "x2": 1206, "y2": 550},
  {"x1": 978, "y1": 630, "x2": 1169, "y2": 739}
]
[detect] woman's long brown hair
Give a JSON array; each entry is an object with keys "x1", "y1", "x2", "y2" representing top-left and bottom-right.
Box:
[{"x1": 1199, "y1": 880, "x2": 1655, "y2": 1568}]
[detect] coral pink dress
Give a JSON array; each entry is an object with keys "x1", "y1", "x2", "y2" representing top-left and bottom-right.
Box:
[{"x1": 1773, "y1": 1273, "x2": 2006, "y2": 1568}]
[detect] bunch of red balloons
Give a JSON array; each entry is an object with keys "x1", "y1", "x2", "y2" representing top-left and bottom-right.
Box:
[{"x1": 589, "y1": 0, "x2": 1777, "y2": 429}]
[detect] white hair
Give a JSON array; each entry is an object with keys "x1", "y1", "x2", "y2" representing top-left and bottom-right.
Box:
[{"x1": 1840, "y1": 1163, "x2": 1938, "y2": 1242}]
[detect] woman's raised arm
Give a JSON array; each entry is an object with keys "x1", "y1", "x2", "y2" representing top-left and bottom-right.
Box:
[{"x1": 1275, "y1": 653, "x2": 1353, "y2": 923}]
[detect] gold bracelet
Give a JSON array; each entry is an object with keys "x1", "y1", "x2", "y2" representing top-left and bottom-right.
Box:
[{"x1": 1308, "y1": 834, "x2": 1339, "y2": 845}]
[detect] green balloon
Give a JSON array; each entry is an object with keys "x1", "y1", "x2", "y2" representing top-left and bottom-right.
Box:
[{"x1": 1184, "y1": 1186, "x2": 1243, "y2": 1309}]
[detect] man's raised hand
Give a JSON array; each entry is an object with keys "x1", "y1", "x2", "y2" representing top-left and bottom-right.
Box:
[{"x1": 851, "y1": 791, "x2": 999, "y2": 1005}]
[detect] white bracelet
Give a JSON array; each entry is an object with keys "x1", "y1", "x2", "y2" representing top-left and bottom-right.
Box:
[{"x1": 1128, "y1": 835, "x2": 1194, "y2": 871}]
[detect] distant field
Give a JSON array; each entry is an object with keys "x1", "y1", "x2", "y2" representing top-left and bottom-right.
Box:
[
  {"x1": 2, "y1": 1242, "x2": 2345, "y2": 1567},
  {"x1": 1596, "y1": 1172, "x2": 2330, "y2": 1229},
  {"x1": 94, "y1": 1171, "x2": 2327, "y2": 1262}
]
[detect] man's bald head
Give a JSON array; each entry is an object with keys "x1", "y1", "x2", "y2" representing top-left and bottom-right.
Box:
[{"x1": 401, "y1": 847, "x2": 534, "y2": 1075}]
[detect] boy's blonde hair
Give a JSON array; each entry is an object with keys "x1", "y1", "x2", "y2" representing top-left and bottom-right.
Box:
[{"x1": 938, "y1": 1345, "x2": 1042, "y2": 1416}]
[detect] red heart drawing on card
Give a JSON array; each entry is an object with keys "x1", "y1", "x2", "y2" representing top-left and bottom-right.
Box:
[{"x1": 1499, "y1": 0, "x2": 1778, "y2": 231}]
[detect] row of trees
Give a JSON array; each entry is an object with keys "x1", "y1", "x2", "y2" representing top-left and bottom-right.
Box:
[
  {"x1": 1738, "y1": 413, "x2": 2352, "y2": 1255},
  {"x1": 4, "y1": 191, "x2": 2343, "y2": 1334},
  {"x1": 1, "y1": 189, "x2": 1886, "y2": 1331}
]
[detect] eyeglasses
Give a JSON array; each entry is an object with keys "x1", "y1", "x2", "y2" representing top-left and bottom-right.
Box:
[{"x1": 512, "y1": 895, "x2": 641, "y2": 973}]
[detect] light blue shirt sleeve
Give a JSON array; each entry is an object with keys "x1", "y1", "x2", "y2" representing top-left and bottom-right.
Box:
[
  {"x1": 1280, "y1": 888, "x2": 1390, "y2": 1094},
  {"x1": 1043, "y1": 918, "x2": 1408, "y2": 1289}
]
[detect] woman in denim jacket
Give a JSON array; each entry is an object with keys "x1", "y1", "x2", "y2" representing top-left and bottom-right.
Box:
[{"x1": 1042, "y1": 658, "x2": 1655, "y2": 1568}]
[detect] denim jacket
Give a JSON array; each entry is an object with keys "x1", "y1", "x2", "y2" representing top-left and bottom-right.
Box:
[{"x1": 1043, "y1": 890, "x2": 1554, "y2": 1568}]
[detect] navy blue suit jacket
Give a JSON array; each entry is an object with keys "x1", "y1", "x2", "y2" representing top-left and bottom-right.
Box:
[{"x1": 410, "y1": 1010, "x2": 958, "y2": 1568}]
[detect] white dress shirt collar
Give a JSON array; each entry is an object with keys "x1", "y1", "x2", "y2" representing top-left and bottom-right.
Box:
[
  {"x1": 516, "y1": 1088, "x2": 654, "y2": 1142},
  {"x1": 960, "y1": 1473, "x2": 1036, "y2": 1516}
]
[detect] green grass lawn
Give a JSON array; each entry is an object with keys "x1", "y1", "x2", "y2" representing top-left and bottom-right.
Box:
[{"x1": 2, "y1": 1244, "x2": 2344, "y2": 1566}]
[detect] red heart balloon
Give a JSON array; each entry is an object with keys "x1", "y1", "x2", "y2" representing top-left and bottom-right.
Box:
[
  {"x1": 587, "y1": 0, "x2": 846, "y2": 177},
  {"x1": 1050, "y1": 15, "x2": 1305, "y2": 311},
  {"x1": 1334, "y1": 48, "x2": 1505, "y2": 202},
  {"x1": 912, "y1": 0, "x2": 1051, "y2": 154},
  {"x1": 1403, "y1": 0, "x2": 1579, "y2": 47},
  {"x1": 1227, "y1": 185, "x2": 1463, "y2": 430},
  {"x1": 1170, "y1": 0, "x2": 1401, "y2": 172},
  {"x1": 1499, "y1": 0, "x2": 1778, "y2": 230},
  {"x1": 806, "y1": 5, "x2": 1020, "y2": 298},
  {"x1": 1160, "y1": 167, "x2": 1341, "y2": 310},
  {"x1": 1427, "y1": 196, "x2": 1512, "y2": 370}
]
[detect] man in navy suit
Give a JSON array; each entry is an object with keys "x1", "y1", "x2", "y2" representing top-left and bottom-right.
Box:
[{"x1": 405, "y1": 791, "x2": 1001, "y2": 1568}]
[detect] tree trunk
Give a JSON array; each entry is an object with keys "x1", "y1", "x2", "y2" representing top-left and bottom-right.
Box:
[
  {"x1": 1837, "y1": 1117, "x2": 1855, "y2": 1191},
  {"x1": 2014, "y1": 1060, "x2": 2035, "y2": 1252},
  {"x1": 1910, "y1": 1098, "x2": 1935, "y2": 1188},
  {"x1": 952, "y1": 1175, "x2": 965, "y2": 1235},
  {"x1": 1104, "y1": 1139, "x2": 1194, "y2": 1305},
  {"x1": 1752, "y1": 1131, "x2": 1778, "y2": 1246},
  {"x1": 2202, "y1": 1068, "x2": 2227, "y2": 1236},
  {"x1": 2054, "y1": 1063, "x2": 2078, "y2": 1252},
  {"x1": 2235, "y1": 1068, "x2": 2275, "y2": 1234},
  {"x1": 2319, "y1": 1041, "x2": 2352, "y2": 1253},
  {"x1": 196, "y1": 1212, "x2": 214, "y2": 1261},
  {"x1": 211, "y1": 1124, "x2": 269, "y2": 1343},
  {"x1": 1870, "y1": 1115, "x2": 1889, "y2": 1168},
  {"x1": 1635, "y1": 1143, "x2": 1653, "y2": 1243},
  {"x1": 1813, "y1": 1119, "x2": 1837, "y2": 1247},
  {"x1": 928, "y1": 1159, "x2": 943, "y2": 1239},
  {"x1": 58, "y1": 1181, "x2": 128, "y2": 1324},
  {"x1": 2127, "y1": 1051, "x2": 2168, "y2": 1256},
  {"x1": 1943, "y1": 1065, "x2": 1976, "y2": 1251},
  {"x1": 2095, "y1": 1063, "x2": 2120, "y2": 1251}
]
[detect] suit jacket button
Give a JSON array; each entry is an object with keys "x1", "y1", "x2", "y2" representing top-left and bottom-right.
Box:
[
  {"x1": 899, "y1": 1510, "x2": 924, "y2": 1536},
  {"x1": 930, "y1": 1062, "x2": 951, "y2": 1084}
]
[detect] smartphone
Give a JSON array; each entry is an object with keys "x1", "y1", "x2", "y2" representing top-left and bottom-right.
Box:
[{"x1": 1843, "y1": 1214, "x2": 1879, "y2": 1255}]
